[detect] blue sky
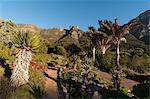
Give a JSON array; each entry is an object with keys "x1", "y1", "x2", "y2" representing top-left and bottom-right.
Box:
[{"x1": 0, "y1": 0, "x2": 149, "y2": 30}]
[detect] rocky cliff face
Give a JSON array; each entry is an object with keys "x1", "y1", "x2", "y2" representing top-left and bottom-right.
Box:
[
  {"x1": 17, "y1": 24, "x2": 41, "y2": 33},
  {"x1": 129, "y1": 10, "x2": 150, "y2": 45},
  {"x1": 17, "y1": 24, "x2": 64, "y2": 43}
]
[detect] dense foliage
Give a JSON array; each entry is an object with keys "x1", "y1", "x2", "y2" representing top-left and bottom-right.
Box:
[{"x1": 60, "y1": 57, "x2": 99, "y2": 98}]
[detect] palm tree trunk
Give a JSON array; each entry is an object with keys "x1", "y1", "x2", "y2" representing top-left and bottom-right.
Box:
[
  {"x1": 115, "y1": 41, "x2": 120, "y2": 90},
  {"x1": 116, "y1": 42, "x2": 120, "y2": 68},
  {"x1": 93, "y1": 46, "x2": 96, "y2": 64},
  {"x1": 11, "y1": 49, "x2": 32, "y2": 87},
  {"x1": 101, "y1": 46, "x2": 106, "y2": 54}
]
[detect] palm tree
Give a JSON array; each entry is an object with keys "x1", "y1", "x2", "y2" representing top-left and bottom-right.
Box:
[
  {"x1": 11, "y1": 30, "x2": 40, "y2": 87},
  {"x1": 88, "y1": 25, "x2": 113, "y2": 64},
  {"x1": 88, "y1": 26, "x2": 97, "y2": 63},
  {"x1": 98, "y1": 20, "x2": 114, "y2": 54},
  {"x1": 99, "y1": 19, "x2": 137, "y2": 90}
]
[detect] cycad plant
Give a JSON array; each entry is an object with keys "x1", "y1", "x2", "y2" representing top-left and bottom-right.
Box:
[{"x1": 11, "y1": 30, "x2": 40, "y2": 87}]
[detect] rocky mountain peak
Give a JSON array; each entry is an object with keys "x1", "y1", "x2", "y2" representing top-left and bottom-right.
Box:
[
  {"x1": 129, "y1": 10, "x2": 150, "y2": 45},
  {"x1": 138, "y1": 10, "x2": 150, "y2": 25}
]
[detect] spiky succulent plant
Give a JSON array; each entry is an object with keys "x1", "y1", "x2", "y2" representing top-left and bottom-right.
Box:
[
  {"x1": 13, "y1": 30, "x2": 40, "y2": 52},
  {"x1": 11, "y1": 30, "x2": 40, "y2": 87}
]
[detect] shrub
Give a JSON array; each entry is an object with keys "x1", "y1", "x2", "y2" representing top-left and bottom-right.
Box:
[
  {"x1": 28, "y1": 84, "x2": 45, "y2": 98},
  {"x1": 65, "y1": 44, "x2": 81, "y2": 55},
  {"x1": 34, "y1": 53, "x2": 68, "y2": 67},
  {"x1": 33, "y1": 53, "x2": 51, "y2": 65},
  {"x1": 60, "y1": 58, "x2": 99, "y2": 98},
  {"x1": 122, "y1": 68, "x2": 150, "y2": 82},
  {"x1": 132, "y1": 81, "x2": 150, "y2": 98},
  {"x1": 47, "y1": 54, "x2": 68, "y2": 67},
  {"x1": 55, "y1": 46, "x2": 67, "y2": 56},
  {"x1": 119, "y1": 86, "x2": 134, "y2": 97},
  {"x1": 96, "y1": 50, "x2": 115, "y2": 73},
  {"x1": 47, "y1": 45, "x2": 67, "y2": 56},
  {"x1": 99, "y1": 87, "x2": 131, "y2": 98},
  {"x1": 29, "y1": 68, "x2": 45, "y2": 88}
]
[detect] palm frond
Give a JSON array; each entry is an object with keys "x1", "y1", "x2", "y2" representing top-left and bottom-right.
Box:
[{"x1": 117, "y1": 19, "x2": 137, "y2": 37}]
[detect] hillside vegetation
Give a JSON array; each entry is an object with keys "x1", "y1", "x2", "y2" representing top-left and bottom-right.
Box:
[{"x1": 0, "y1": 10, "x2": 150, "y2": 99}]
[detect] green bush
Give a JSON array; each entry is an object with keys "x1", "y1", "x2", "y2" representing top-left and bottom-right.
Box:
[
  {"x1": 119, "y1": 86, "x2": 134, "y2": 97},
  {"x1": 65, "y1": 44, "x2": 81, "y2": 55},
  {"x1": 122, "y1": 68, "x2": 150, "y2": 82},
  {"x1": 47, "y1": 54, "x2": 68, "y2": 67},
  {"x1": 96, "y1": 50, "x2": 115, "y2": 73},
  {"x1": 132, "y1": 81, "x2": 150, "y2": 98},
  {"x1": 33, "y1": 53, "x2": 51, "y2": 65},
  {"x1": 28, "y1": 84, "x2": 45, "y2": 99},
  {"x1": 34, "y1": 53, "x2": 68, "y2": 67},
  {"x1": 60, "y1": 58, "x2": 99, "y2": 98},
  {"x1": 99, "y1": 87, "x2": 132, "y2": 98},
  {"x1": 47, "y1": 45, "x2": 67, "y2": 56}
]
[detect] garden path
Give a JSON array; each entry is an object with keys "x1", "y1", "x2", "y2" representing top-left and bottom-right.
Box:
[
  {"x1": 43, "y1": 68, "x2": 65, "y2": 99},
  {"x1": 96, "y1": 70, "x2": 139, "y2": 90},
  {"x1": 43, "y1": 67, "x2": 139, "y2": 99}
]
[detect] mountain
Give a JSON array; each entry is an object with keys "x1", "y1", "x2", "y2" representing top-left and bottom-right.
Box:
[
  {"x1": 129, "y1": 10, "x2": 150, "y2": 45},
  {"x1": 56, "y1": 26, "x2": 83, "y2": 47},
  {"x1": 0, "y1": 10, "x2": 149, "y2": 47},
  {"x1": 17, "y1": 24, "x2": 41, "y2": 33},
  {"x1": 17, "y1": 24, "x2": 65, "y2": 44},
  {"x1": 40, "y1": 28, "x2": 64, "y2": 44}
]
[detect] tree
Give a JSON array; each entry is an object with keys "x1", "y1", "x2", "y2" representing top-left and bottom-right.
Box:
[
  {"x1": 88, "y1": 25, "x2": 113, "y2": 64},
  {"x1": 98, "y1": 20, "x2": 114, "y2": 54},
  {"x1": 99, "y1": 19, "x2": 137, "y2": 90},
  {"x1": 88, "y1": 26, "x2": 97, "y2": 63},
  {"x1": 10, "y1": 30, "x2": 40, "y2": 87}
]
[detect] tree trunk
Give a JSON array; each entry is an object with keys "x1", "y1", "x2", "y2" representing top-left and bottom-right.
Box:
[
  {"x1": 116, "y1": 41, "x2": 120, "y2": 69},
  {"x1": 11, "y1": 49, "x2": 32, "y2": 87},
  {"x1": 101, "y1": 44, "x2": 111, "y2": 54},
  {"x1": 93, "y1": 46, "x2": 96, "y2": 64},
  {"x1": 115, "y1": 41, "x2": 120, "y2": 90},
  {"x1": 101, "y1": 46, "x2": 106, "y2": 54}
]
